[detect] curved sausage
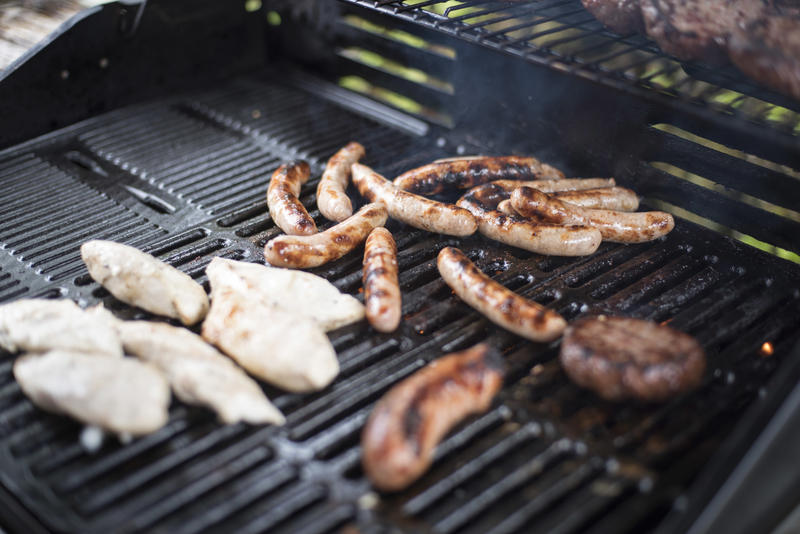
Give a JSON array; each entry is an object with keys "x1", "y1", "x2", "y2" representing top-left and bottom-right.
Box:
[
  {"x1": 457, "y1": 185, "x2": 602, "y2": 256},
  {"x1": 264, "y1": 203, "x2": 387, "y2": 268},
  {"x1": 437, "y1": 247, "x2": 567, "y2": 341},
  {"x1": 496, "y1": 199, "x2": 519, "y2": 216},
  {"x1": 393, "y1": 155, "x2": 564, "y2": 195},
  {"x1": 489, "y1": 177, "x2": 616, "y2": 193},
  {"x1": 363, "y1": 227, "x2": 401, "y2": 333},
  {"x1": 511, "y1": 186, "x2": 674, "y2": 243},
  {"x1": 267, "y1": 161, "x2": 317, "y2": 236},
  {"x1": 362, "y1": 343, "x2": 504, "y2": 491},
  {"x1": 553, "y1": 187, "x2": 639, "y2": 211},
  {"x1": 352, "y1": 163, "x2": 477, "y2": 237},
  {"x1": 316, "y1": 142, "x2": 365, "y2": 222}
]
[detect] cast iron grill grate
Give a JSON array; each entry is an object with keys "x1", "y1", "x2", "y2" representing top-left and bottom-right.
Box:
[{"x1": 0, "y1": 71, "x2": 797, "y2": 534}]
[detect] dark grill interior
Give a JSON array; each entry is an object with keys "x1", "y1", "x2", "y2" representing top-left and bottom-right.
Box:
[{"x1": 0, "y1": 1, "x2": 799, "y2": 533}]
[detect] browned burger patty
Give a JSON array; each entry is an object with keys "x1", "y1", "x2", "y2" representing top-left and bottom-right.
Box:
[
  {"x1": 560, "y1": 316, "x2": 706, "y2": 401},
  {"x1": 729, "y1": 14, "x2": 800, "y2": 100},
  {"x1": 582, "y1": 0, "x2": 645, "y2": 34},
  {"x1": 640, "y1": 0, "x2": 766, "y2": 63}
]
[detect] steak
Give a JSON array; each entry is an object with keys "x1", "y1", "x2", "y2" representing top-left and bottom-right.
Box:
[
  {"x1": 581, "y1": 0, "x2": 645, "y2": 34},
  {"x1": 640, "y1": 0, "x2": 766, "y2": 63}
]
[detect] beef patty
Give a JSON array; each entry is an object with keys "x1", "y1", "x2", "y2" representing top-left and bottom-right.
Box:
[
  {"x1": 729, "y1": 13, "x2": 800, "y2": 100},
  {"x1": 581, "y1": 0, "x2": 645, "y2": 34},
  {"x1": 560, "y1": 316, "x2": 706, "y2": 401},
  {"x1": 640, "y1": 0, "x2": 766, "y2": 63}
]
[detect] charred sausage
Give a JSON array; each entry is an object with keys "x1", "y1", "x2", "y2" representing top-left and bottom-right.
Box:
[
  {"x1": 267, "y1": 161, "x2": 317, "y2": 236},
  {"x1": 264, "y1": 203, "x2": 387, "y2": 268},
  {"x1": 437, "y1": 247, "x2": 567, "y2": 341},
  {"x1": 511, "y1": 186, "x2": 674, "y2": 243},
  {"x1": 393, "y1": 155, "x2": 565, "y2": 195},
  {"x1": 496, "y1": 199, "x2": 520, "y2": 216},
  {"x1": 362, "y1": 343, "x2": 504, "y2": 491},
  {"x1": 363, "y1": 227, "x2": 401, "y2": 333},
  {"x1": 351, "y1": 163, "x2": 477, "y2": 237},
  {"x1": 553, "y1": 187, "x2": 639, "y2": 211},
  {"x1": 560, "y1": 316, "x2": 706, "y2": 401},
  {"x1": 489, "y1": 177, "x2": 616, "y2": 193},
  {"x1": 457, "y1": 184, "x2": 602, "y2": 256},
  {"x1": 316, "y1": 142, "x2": 365, "y2": 222}
]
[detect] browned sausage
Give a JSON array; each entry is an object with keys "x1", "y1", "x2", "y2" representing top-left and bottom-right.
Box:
[
  {"x1": 489, "y1": 177, "x2": 616, "y2": 193},
  {"x1": 496, "y1": 199, "x2": 520, "y2": 216},
  {"x1": 351, "y1": 163, "x2": 477, "y2": 237},
  {"x1": 457, "y1": 184, "x2": 602, "y2": 256},
  {"x1": 393, "y1": 156, "x2": 565, "y2": 195},
  {"x1": 363, "y1": 227, "x2": 401, "y2": 333},
  {"x1": 362, "y1": 343, "x2": 504, "y2": 491},
  {"x1": 316, "y1": 142, "x2": 365, "y2": 222},
  {"x1": 267, "y1": 161, "x2": 317, "y2": 236},
  {"x1": 553, "y1": 187, "x2": 639, "y2": 211},
  {"x1": 511, "y1": 186, "x2": 674, "y2": 243},
  {"x1": 264, "y1": 203, "x2": 387, "y2": 268},
  {"x1": 437, "y1": 247, "x2": 567, "y2": 341}
]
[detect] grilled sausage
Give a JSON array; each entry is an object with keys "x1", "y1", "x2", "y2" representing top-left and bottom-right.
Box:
[
  {"x1": 489, "y1": 177, "x2": 616, "y2": 193},
  {"x1": 560, "y1": 316, "x2": 706, "y2": 401},
  {"x1": 316, "y1": 142, "x2": 365, "y2": 222},
  {"x1": 511, "y1": 186, "x2": 674, "y2": 244},
  {"x1": 363, "y1": 227, "x2": 401, "y2": 333},
  {"x1": 264, "y1": 203, "x2": 387, "y2": 268},
  {"x1": 496, "y1": 199, "x2": 519, "y2": 216},
  {"x1": 351, "y1": 163, "x2": 477, "y2": 237},
  {"x1": 553, "y1": 187, "x2": 639, "y2": 211},
  {"x1": 393, "y1": 155, "x2": 564, "y2": 196},
  {"x1": 267, "y1": 161, "x2": 317, "y2": 236},
  {"x1": 362, "y1": 343, "x2": 504, "y2": 491},
  {"x1": 437, "y1": 247, "x2": 567, "y2": 341},
  {"x1": 457, "y1": 185, "x2": 602, "y2": 256}
]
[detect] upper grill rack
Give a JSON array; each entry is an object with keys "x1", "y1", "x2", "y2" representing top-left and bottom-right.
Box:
[{"x1": 338, "y1": 0, "x2": 800, "y2": 143}]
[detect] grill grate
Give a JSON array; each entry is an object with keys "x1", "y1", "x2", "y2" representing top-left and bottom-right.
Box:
[
  {"x1": 338, "y1": 0, "x2": 800, "y2": 141},
  {"x1": 0, "y1": 70, "x2": 798, "y2": 534}
]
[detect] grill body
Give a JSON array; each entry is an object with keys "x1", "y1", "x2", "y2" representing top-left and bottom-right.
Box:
[{"x1": 0, "y1": 1, "x2": 799, "y2": 533}]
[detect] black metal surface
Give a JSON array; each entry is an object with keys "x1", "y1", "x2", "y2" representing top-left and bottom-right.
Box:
[{"x1": 0, "y1": 71, "x2": 798, "y2": 533}]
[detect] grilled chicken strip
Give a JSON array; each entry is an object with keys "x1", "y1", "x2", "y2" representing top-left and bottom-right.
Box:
[
  {"x1": 489, "y1": 177, "x2": 616, "y2": 193},
  {"x1": 352, "y1": 163, "x2": 477, "y2": 236},
  {"x1": 317, "y1": 142, "x2": 365, "y2": 222},
  {"x1": 265, "y1": 202, "x2": 388, "y2": 269},
  {"x1": 0, "y1": 299, "x2": 121, "y2": 357},
  {"x1": 457, "y1": 184, "x2": 602, "y2": 256},
  {"x1": 80, "y1": 240, "x2": 209, "y2": 326},
  {"x1": 206, "y1": 257, "x2": 364, "y2": 331},
  {"x1": 202, "y1": 286, "x2": 338, "y2": 393},
  {"x1": 363, "y1": 227, "x2": 401, "y2": 333},
  {"x1": 267, "y1": 161, "x2": 318, "y2": 236},
  {"x1": 438, "y1": 247, "x2": 567, "y2": 342},
  {"x1": 392, "y1": 155, "x2": 564, "y2": 196},
  {"x1": 362, "y1": 343, "x2": 504, "y2": 491},
  {"x1": 511, "y1": 186, "x2": 674, "y2": 243},
  {"x1": 14, "y1": 350, "x2": 170, "y2": 435},
  {"x1": 560, "y1": 316, "x2": 706, "y2": 401},
  {"x1": 116, "y1": 321, "x2": 285, "y2": 425}
]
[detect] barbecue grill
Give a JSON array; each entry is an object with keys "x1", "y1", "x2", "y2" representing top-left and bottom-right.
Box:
[{"x1": 0, "y1": 1, "x2": 799, "y2": 532}]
